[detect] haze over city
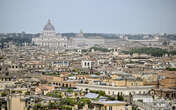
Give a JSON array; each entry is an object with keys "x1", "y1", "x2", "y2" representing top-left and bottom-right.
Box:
[
  {"x1": 1, "y1": 1, "x2": 176, "y2": 110},
  {"x1": 0, "y1": 0, "x2": 176, "y2": 34}
]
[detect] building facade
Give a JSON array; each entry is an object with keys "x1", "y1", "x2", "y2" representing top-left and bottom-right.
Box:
[
  {"x1": 76, "y1": 84, "x2": 153, "y2": 96},
  {"x1": 81, "y1": 60, "x2": 92, "y2": 69},
  {"x1": 32, "y1": 19, "x2": 68, "y2": 49},
  {"x1": 71, "y1": 30, "x2": 105, "y2": 49},
  {"x1": 92, "y1": 101, "x2": 132, "y2": 110}
]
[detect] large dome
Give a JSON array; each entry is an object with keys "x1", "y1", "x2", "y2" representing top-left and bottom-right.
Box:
[{"x1": 43, "y1": 19, "x2": 55, "y2": 31}]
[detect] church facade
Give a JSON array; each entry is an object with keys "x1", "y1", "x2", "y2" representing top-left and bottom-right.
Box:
[
  {"x1": 32, "y1": 20, "x2": 68, "y2": 49},
  {"x1": 32, "y1": 20, "x2": 105, "y2": 50}
]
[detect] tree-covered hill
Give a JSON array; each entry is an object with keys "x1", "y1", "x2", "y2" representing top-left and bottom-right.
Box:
[{"x1": 122, "y1": 47, "x2": 176, "y2": 57}]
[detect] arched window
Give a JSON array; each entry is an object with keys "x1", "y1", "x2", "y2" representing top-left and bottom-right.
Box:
[
  {"x1": 84, "y1": 62, "x2": 87, "y2": 66},
  {"x1": 139, "y1": 91, "x2": 141, "y2": 94},
  {"x1": 108, "y1": 91, "x2": 111, "y2": 95}
]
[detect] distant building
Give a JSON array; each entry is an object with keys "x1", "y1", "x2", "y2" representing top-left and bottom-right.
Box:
[
  {"x1": 92, "y1": 100, "x2": 132, "y2": 110},
  {"x1": 32, "y1": 19, "x2": 68, "y2": 49},
  {"x1": 8, "y1": 95, "x2": 26, "y2": 110},
  {"x1": 71, "y1": 30, "x2": 105, "y2": 49},
  {"x1": 133, "y1": 95, "x2": 153, "y2": 103},
  {"x1": 82, "y1": 60, "x2": 92, "y2": 69},
  {"x1": 76, "y1": 84, "x2": 153, "y2": 96},
  {"x1": 52, "y1": 61, "x2": 69, "y2": 67}
]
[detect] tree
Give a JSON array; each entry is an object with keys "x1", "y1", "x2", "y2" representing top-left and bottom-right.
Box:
[
  {"x1": 33, "y1": 104, "x2": 42, "y2": 110},
  {"x1": 24, "y1": 91, "x2": 30, "y2": 95},
  {"x1": 117, "y1": 93, "x2": 124, "y2": 101},
  {"x1": 46, "y1": 91, "x2": 62, "y2": 98},
  {"x1": 48, "y1": 102, "x2": 57, "y2": 109},
  {"x1": 166, "y1": 68, "x2": 176, "y2": 71},
  {"x1": 1, "y1": 92, "x2": 7, "y2": 97},
  {"x1": 61, "y1": 105, "x2": 72, "y2": 110},
  {"x1": 60, "y1": 97, "x2": 76, "y2": 106},
  {"x1": 67, "y1": 88, "x2": 73, "y2": 92},
  {"x1": 90, "y1": 90, "x2": 106, "y2": 96},
  {"x1": 77, "y1": 98, "x2": 91, "y2": 109},
  {"x1": 123, "y1": 47, "x2": 171, "y2": 57}
]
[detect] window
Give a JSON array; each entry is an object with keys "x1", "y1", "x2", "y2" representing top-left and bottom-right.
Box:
[
  {"x1": 84, "y1": 62, "x2": 86, "y2": 66},
  {"x1": 109, "y1": 106, "x2": 112, "y2": 110},
  {"x1": 105, "y1": 106, "x2": 107, "y2": 110},
  {"x1": 143, "y1": 91, "x2": 145, "y2": 94},
  {"x1": 139, "y1": 91, "x2": 141, "y2": 94}
]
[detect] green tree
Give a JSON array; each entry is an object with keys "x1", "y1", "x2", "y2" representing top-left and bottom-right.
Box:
[
  {"x1": 1, "y1": 92, "x2": 7, "y2": 97},
  {"x1": 24, "y1": 91, "x2": 30, "y2": 95},
  {"x1": 33, "y1": 104, "x2": 42, "y2": 110},
  {"x1": 166, "y1": 68, "x2": 176, "y2": 71},
  {"x1": 77, "y1": 98, "x2": 92, "y2": 109},
  {"x1": 60, "y1": 97, "x2": 76, "y2": 106},
  {"x1": 117, "y1": 94, "x2": 124, "y2": 101}
]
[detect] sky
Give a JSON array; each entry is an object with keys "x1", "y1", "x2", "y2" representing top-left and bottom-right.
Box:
[{"x1": 0, "y1": 0, "x2": 176, "y2": 34}]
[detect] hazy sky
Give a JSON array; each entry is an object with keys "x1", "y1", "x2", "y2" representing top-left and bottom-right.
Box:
[{"x1": 0, "y1": 0, "x2": 176, "y2": 34}]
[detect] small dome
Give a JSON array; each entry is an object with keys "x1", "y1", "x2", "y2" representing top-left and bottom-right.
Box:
[{"x1": 43, "y1": 19, "x2": 55, "y2": 31}]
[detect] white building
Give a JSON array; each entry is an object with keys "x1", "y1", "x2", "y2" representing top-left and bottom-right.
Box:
[
  {"x1": 52, "y1": 61, "x2": 69, "y2": 67},
  {"x1": 76, "y1": 84, "x2": 153, "y2": 96},
  {"x1": 71, "y1": 30, "x2": 105, "y2": 49},
  {"x1": 81, "y1": 60, "x2": 92, "y2": 69},
  {"x1": 32, "y1": 19, "x2": 68, "y2": 49},
  {"x1": 133, "y1": 95, "x2": 153, "y2": 103}
]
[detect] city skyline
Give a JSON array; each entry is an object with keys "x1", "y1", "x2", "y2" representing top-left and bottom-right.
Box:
[{"x1": 0, "y1": 0, "x2": 176, "y2": 34}]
